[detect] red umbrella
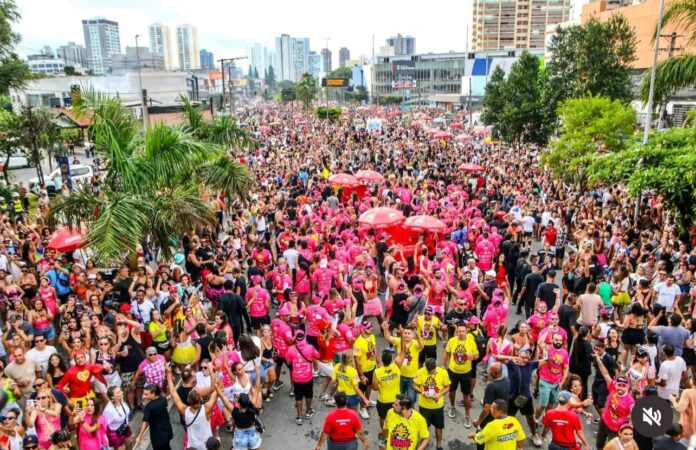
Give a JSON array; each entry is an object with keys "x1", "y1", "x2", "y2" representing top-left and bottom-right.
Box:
[
  {"x1": 48, "y1": 226, "x2": 86, "y2": 253},
  {"x1": 328, "y1": 173, "x2": 361, "y2": 188},
  {"x1": 258, "y1": 125, "x2": 270, "y2": 134},
  {"x1": 433, "y1": 131, "x2": 453, "y2": 139},
  {"x1": 404, "y1": 215, "x2": 447, "y2": 232},
  {"x1": 424, "y1": 128, "x2": 439, "y2": 136},
  {"x1": 355, "y1": 170, "x2": 385, "y2": 183},
  {"x1": 449, "y1": 122, "x2": 462, "y2": 129},
  {"x1": 358, "y1": 207, "x2": 405, "y2": 229},
  {"x1": 459, "y1": 163, "x2": 485, "y2": 173},
  {"x1": 455, "y1": 134, "x2": 473, "y2": 142},
  {"x1": 410, "y1": 120, "x2": 422, "y2": 128}
]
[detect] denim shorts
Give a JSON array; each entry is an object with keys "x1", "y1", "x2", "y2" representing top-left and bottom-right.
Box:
[
  {"x1": 539, "y1": 379, "x2": 560, "y2": 408},
  {"x1": 33, "y1": 325, "x2": 56, "y2": 341},
  {"x1": 248, "y1": 365, "x2": 267, "y2": 384},
  {"x1": 346, "y1": 394, "x2": 360, "y2": 407},
  {"x1": 233, "y1": 427, "x2": 262, "y2": 450}
]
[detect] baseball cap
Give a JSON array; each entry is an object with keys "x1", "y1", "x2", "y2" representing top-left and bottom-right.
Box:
[
  {"x1": 485, "y1": 270, "x2": 496, "y2": 277},
  {"x1": 557, "y1": 391, "x2": 572, "y2": 404},
  {"x1": 424, "y1": 305, "x2": 434, "y2": 315},
  {"x1": 119, "y1": 303, "x2": 131, "y2": 313},
  {"x1": 615, "y1": 376, "x2": 629, "y2": 386},
  {"x1": 146, "y1": 347, "x2": 157, "y2": 355},
  {"x1": 23, "y1": 435, "x2": 39, "y2": 448},
  {"x1": 466, "y1": 316, "x2": 480, "y2": 325}
]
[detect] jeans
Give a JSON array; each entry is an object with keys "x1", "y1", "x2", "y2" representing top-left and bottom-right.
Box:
[
  {"x1": 233, "y1": 427, "x2": 262, "y2": 450},
  {"x1": 400, "y1": 376, "x2": 417, "y2": 404}
]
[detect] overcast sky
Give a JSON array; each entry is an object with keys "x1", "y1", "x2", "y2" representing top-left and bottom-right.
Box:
[{"x1": 14, "y1": 0, "x2": 473, "y2": 68}]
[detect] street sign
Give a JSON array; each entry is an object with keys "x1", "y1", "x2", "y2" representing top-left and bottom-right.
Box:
[{"x1": 322, "y1": 78, "x2": 350, "y2": 87}]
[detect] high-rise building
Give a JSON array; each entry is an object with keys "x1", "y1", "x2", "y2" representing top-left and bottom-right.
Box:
[
  {"x1": 148, "y1": 23, "x2": 174, "y2": 70},
  {"x1": 111, "y1": 46, "x2": 165, "y2": 74},
  {"x1": 175, "y1": 24, "x2": 200, "y2": 70},
  {"x1": 321, "y1": 48, "x2": 332, "y2": 73},
  {"x1": 274, "y1": 34, "x2": 310, "y2": 82},
  {"x1": 82, "y1": 18, "x2": 121, "y2": 74},
  {"x1": 308, "y1": 51, "x2": 321, "y2": 79},
  {"x1": 473, "y1": 0, "x2": 572, "y2": 50},
  {"x1": 57, "y1": 41, "x2": 86, "y2": 68},
  {"x1": 200, "y1": 49, "x2": 214, "y2": 69},
  {"x1": 386, "y1": 34, "x2": 416, "y2": 55},
  {"x1": 339, "y1": 47, "x2": 350, "y2": 68},
  {"x1": 250, "y1": 43, "x2": 272, "y2": 77}
]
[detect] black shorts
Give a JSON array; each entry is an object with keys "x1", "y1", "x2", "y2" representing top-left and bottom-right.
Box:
[
  {"x1": 508, "y1": 396, "x2": 534, "y2": 417},
  {"x1": 274, "y1": 356, "x2": 287, "y2": 369},
  {"x1": 251, "y1": 315, "x2": 271, "y2": 330},
  {"x1": 419, "y1": 406, "x2": 445, "y2": 429},
  {"x1": 620, "y1": 328, "x2": 645, "y2": 346},
  {"x1": 358, "y1": 370, "x2": 374, "y2": 393},
  {"x1": 418, "y1": 345, "x2": 437, "y2": 366},
  {"x1": 294, "y1": 380, "x2": 313, "y2": 400},
  {"x1": 448, "y1": 369, "x2": 472, "y2": 395},
  {"x1": 306, "y1": 335, "x2": 319, "y2": 351},
  {"x1": 377, "y1": 401, "x2": 392, "y2": 419}
]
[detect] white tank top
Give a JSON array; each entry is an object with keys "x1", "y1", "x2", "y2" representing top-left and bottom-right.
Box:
[{"x1": 184, "y1": 406, "x2": 212, "y2": 450}]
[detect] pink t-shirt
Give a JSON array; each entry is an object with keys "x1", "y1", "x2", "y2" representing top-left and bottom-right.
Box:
[
  {"x1": 286, "y1": 343, "x2": 319, "y2": 383},
  {"x1": 295, "y1": 269, "x2": 311, "y2": 294},
  {"x1": 538, "y1": 346, "x2": 568, "y2": 385},
  {"x1": 306, "y1": 305, "x2": 331, "y2": 337},
  {"x1": 334, "y1": 323, "x2": 356, "y2": 353},
  {"x1": 271, "y1": 318, "x2": 294, "y2": 357},
  {"x1": 483, "y1": 303, "x2": 509, "y2": 337},
  {"x1": 528, "y1": 312, "x2": 550, "y2": 342},
  {"x1": 312, "y1": 268, "x2": 335, "y2": 296},
  {"x1": 214, "y1": 350, "x2": 241, "y2": 387},
  {"x1": 475, "y1": 239, "x2": 496, "y2": 270},
  {"x1": 246, "y1": 286, "x2": 270, "y2": 318},
  {"x1": 601, "y1": 382, "x2": 635, "y2": 432}
]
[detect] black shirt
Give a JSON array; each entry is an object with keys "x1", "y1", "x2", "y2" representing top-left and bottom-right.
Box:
[
  {"x1": 535, "y1": 282, "x2": 559, "y2": 310},
  {"x1": 232, "y1": 407, "x2": 257, "y2": 429},
  {"x1": 557, "y1": 304, "x2": 577, "y2": 338},
  {"x1": 653, "y1": 436, "x2": 686, "y2": 450},
  {"x1": 522, "y1": 273, "x2": 544, "y2": 301},
  {"x1": 443, "y1": 309, "x2": 470, "y2": 339},
  {"x1": 143, "y1": 396, "x2": 173, "y2": 446},
  {"x1": 218, "y1": 291, "x2": 249, "y2": 328},
  {"x1": 481, "y1": 378, "x2": 511, "y2": 429},
  {"x1": 390, "y1": 293, "x2": 409, "y2": 325},
  {"x1": 113, "y1": 277, "x2": 133, "y2": 303}
]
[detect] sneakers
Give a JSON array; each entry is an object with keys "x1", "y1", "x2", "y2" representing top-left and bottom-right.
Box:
[
  {"x1": 313, "y1": 370, "x2": 319, "y2": 378},
  {"x1": 305, "y1": 409, "x2": 315, "y2": 419},
  {"x1": 532, "y1": 434, "x2": 542, "y2": 447},
  {"x1": 296, "y1": 416, "x2": 303, "y2": 425},
  {"x1": 324, "y1": 398, "x2": 336, "y2": 406},
  {"x1": 463, "y1": 416, "x2": 472, "y2": 428},
  {"x1": 457, "y1": 399, "x2": 465, "y2": 407},
  {"x1": 289, "y1": 389, "x2": 294, "y2": 397},
  {"x1": 273, "y1": 381, "x2": 284, "y2": 391},
  {"x1": 318, "y1": 393, "x2": 329, "y2": 401},
  {"x1": 359, "y1": 408, "x2": 370, "y2": 419},
  {"x1": 447, "y1": 407, "x2": 456, "y2": 418},
  {"x1": 368, "y1": 400, "x2": 377, "y2": 407}
]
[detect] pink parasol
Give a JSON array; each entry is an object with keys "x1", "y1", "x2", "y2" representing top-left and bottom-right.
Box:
[
  {"x1": 358, "y1": 207, "x2": 405, "y2": 229},
  {"x1": 403, "y1": 215, "x2": 447, "y2": 232},
  {"x1": 328, "y1": 173, "x2": 361, "y2": 188},
  {"x1": 48, "y1": 226, "x2": 86, "y2": 253},
  {"x1": 355, "y1": 170, "x2": 385, "y2": 183},
  {"x1": 459, "y1": 163, "x2": 485, "y2": 173}
]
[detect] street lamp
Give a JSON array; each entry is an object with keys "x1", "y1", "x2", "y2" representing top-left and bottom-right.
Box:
[{"x1": 135, "y1": 34, "x2": 148, "y2": 132}]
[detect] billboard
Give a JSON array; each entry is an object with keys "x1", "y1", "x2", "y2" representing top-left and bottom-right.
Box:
[
  {"x1": 391, "y1": 60, "x2": 416, "y2": 80},
  {"x1": 322, "y1": 78, "x2": 350, "y2": 87}
]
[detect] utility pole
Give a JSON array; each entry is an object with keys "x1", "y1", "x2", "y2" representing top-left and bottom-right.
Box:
[
  {"x1": 218, "y1": 57, "x2": 248, "y2": 117},
  {"x1": 657, "y1": 32, "x2": 683, "y2": 128},
  {"x1": 135, "y1": 34, "x2": 148, "y2": 132}
]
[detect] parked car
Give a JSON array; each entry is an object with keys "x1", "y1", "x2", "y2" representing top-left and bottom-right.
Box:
[
  {"x1": 0, "y1": 154, "x2": 33, "y2": 170},
  {"x1": 28, "y1": 164, "x2": 96, "y2": 195}
]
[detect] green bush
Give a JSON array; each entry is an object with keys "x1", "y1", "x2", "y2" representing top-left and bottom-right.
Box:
[{"x1": 316, "y1": 106, "x2": 342, "y2": 121}]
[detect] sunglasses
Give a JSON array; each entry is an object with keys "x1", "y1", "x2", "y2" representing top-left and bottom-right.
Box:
[
  {"x1": 37, "y1": 396, "x2": 48, "y2": 400},
  {"x1": 147, "y1": 353, "x2": 157, "y2": 356},
  {"x1": 1, "y1": 416, "x2": 16, "y2": 421},
  {"x1": 34, "y1": 339, "x2": 45, "y2": 343},
  {"x1": 24, "y1": 446, "x2": 38, "y2": 449}
]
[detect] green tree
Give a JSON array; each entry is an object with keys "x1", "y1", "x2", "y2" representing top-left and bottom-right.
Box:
[
  {"x1": 329, "y1": 67, "x2": 352, "y2": 79},
  {"x1": 295, "y1": 73, "x2": 317, "y2": 110},
  {"x1": 17, "y1": 107, "x2": 59, "y2": 185},
  {"x1": 542, "y1": 96, "x2": 636, "y2": 184},
  {"x1": 265, "y1": 66, "x2": 276, "y2": 90},
  {"x1": 588, "y1": 126, "x2": 696, "y2": 232},
  {"x1": 179, "y1": 95, "x2": 256, "y2": 152},
  {"x1": 49, "y1": 90, "x2": 252, "y2": 264},
  {"x1": 498, "y1": 51, "x2": 547, "y2": 144},
  {"x1": 253, "y1": 67, "x2": 259, "y2": 79},
  {"x1": 351, "y1": 85, "x2": 369, "y2": 103},
  {"x1": 64, "y1": 66, "x2": 81, "y2": 76},
  {"x1": 640, "y1": 0, "x2": 696, "y2": 108},
  {"x1": 0, "y1": 108, "x2": 20, "y2": 184},
  {"x1": 480, "y1": 65, "x2": 507, "y2": 139},
  {"x1": 0, "y1": 1, "x2": 30, "y2": 95}
]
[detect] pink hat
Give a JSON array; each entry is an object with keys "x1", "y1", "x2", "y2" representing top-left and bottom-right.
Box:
[
  {"x1": 251, "y1": 275, "x2": 263, "y2": 284},
  {"x1": 466, "y1": 316, "x2": 481, "y2": 325}
]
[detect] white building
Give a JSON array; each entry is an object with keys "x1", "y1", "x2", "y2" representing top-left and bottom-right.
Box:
[
  {"x1": 148, "y1": 23, "x2": 174, "y2": 70},
  {"x1": 27, "y1": 54, "x2": 65, "y2": 75},
  {"x1": 176, "y1": 24, "x2": 200, "y2": 70},
  {"x1": 249, "y1": 43, "x2": 271, "y2": 77},
  {"x1": 57, "y1": 42, "x2": 87, "y2": 68},
  {"x1": 274, "y1": 34, "x2": 310, "y2": 82},
  {"x1": 82, "y1": 18, "x2": 121, "y2": 74}
]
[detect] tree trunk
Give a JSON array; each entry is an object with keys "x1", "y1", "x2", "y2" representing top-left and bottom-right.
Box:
[{"x1": 2, "y1": 155, "x2": 9, "y2": 186}]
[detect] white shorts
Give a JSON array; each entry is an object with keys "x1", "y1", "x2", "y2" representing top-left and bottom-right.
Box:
[{"x1": 317, "y1": 360, "x2": 334, "y2": 378}]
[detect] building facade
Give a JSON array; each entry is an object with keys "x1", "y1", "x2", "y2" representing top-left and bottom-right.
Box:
[
  {"x1": 111, "y1": 46, "x2": 165, "y2": 74},
  {"x1": 321, "y1": 48, "x2": 332, "y2": 73},
  {"x1": 82, "y1": 18, "x2": 121, "y2": 74},
  {"x1": 57, "y1": 42, "x2": 86, "y2": 68},
  {"x1": 274, "y1": 34, "x2": 310, "y2": 82},
  {"x1": 27, "y1": 54, "x2": 65, "y2": 75},
  {"x1": 308, "y1": 51, "x2": 321, "y2": 79},
  {"x1": 472, "y1": 0, "x2": 572, "y2": 51},
  {"x1": 176, "y1": 24, "x2": 200, "y2": 70},
  {"x1": 148, "y1": 23, "x2": 174, "y2": 70},
  {"x1": 386, "y1": 34, "x2": 416, "y2": 55},
  {"x1": 200, "y1": 49, "x2": 214, "y2": 69},
  {"x1": 339, "y1": 47, "x2": 350, "y2": 68},
  {"x1": 250, "y1": 43, "x2": 272, "y2": 77}
]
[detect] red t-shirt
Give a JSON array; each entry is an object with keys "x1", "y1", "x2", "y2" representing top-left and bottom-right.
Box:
[
  {"x1": 541, "y1": 408, "x2": 581, "y2": 446},
  {"x1": 322, "y1": 408, "x2": 362, "y2": 443}
]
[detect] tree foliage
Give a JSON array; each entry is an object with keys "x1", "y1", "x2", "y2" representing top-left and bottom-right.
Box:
[
  {"x1": 542, "y1": 96, "x2": 636, "y2": 184},
  {"x1": 295, "y1": 73, "x2": 317, "y2": 110},
  {"x1": 264, "y1": 66, "x2": 276, "y2": 91},
  {"x1": 640, "y1": 0, "x2": 696, "y2": 107},
  {"x1": 0, "y1": 1, "x2": 30, "y2": 95},
  {"x1": 316, "y1": 106, "x2": 342, "y2": 121},
  {"x1": 480, "y1": 66, "x2": 506, "y2": 139},
  {"x1": 588, "y1": 126, "x2": 696, "y2": 232}
]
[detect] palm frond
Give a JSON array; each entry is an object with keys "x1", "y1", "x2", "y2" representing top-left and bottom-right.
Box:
[
  {"x1": 640, "y1": 54, "x2": 696, "y2": 106},
  {"x1": 196, "y1": 155, "x2": 252, "y2": 201},
  {"x1": 47, "y1": 185, "x2": 102, "y2": 228},
  {"x1": 655, "y1": 0, "x2": 696, "y2": 45},
  {"x1": 207, "y1": 116, "x2": 257, "y2": 151},
  {"x1": 179, "y1": 95, "x2": 205, "y2": 135}
]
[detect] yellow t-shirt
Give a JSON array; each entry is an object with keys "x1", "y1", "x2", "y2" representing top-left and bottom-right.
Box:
[
  {"x1": 385, "y1": 408, "x2": 430, "y2": 450},
  {"x1": 374, "y1": 363, "x2": 401, "y2": 404},
  {"x1": 332, "y1": 363, "x2": 360, "y2": 395},
  {"x1": 414, "y1": 367, "x2": 451, "y2": 409},
  {"x1": 445, "y1": 335, "x2": 479, "y2": 374},
  {"x1": 474, "y1": 416, "x2": 526, "y2": 450},
  {"x1": 393, "y1": 338, "x2": 421, "y2": 378},
  {"x1": 416, "y1": 316, "x2": 440, "y2": 346},
  {"x1": 353, "y1": 334, "x2": 378, "y2": 372}
]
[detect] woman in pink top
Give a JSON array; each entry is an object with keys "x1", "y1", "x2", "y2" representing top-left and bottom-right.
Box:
[
  {"x1": 333, "y1": 310, "x2": 356, "y2": 354},
  {"x1": 486, "y1": 325, "x2": 512, "y2": 377},
  {"x1": 26, "y1": 389, "x2": 62, "y2": 450},
  {"x1": 246, "y1": 281, "x2": 271, "y2": 337},
  {"x1": 38, "y1": 277, "x2": 59, "y2": 318},
  {"x1": 279, "y1": 291, "x2": 306, "y2": 330},
  {"x1": 74, "y1": 397, "x2": 108, "y2": 450}
]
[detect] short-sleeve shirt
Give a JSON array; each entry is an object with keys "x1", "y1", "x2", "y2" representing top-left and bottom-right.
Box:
[
  {"x1": 374, "y1": 363, "x2": 401, "y2": 404},
  {"x1": 385, "y1": 408, "x2": 430, "y2": 450},
  {"x1": 393, "y1": 338, "x2": 421, "y2": 378},
  {"x1": 445, "y1": 336, "x2": 478, "y2": 374},
  {"x1": 322, "y1": 408, "x2": 362, "y2": 444},
  {"x1": 416, "y1": 316, "x2": 441, "y2": 347},
  {"x1": 474, "y1": 416, "x2": 526, "y2": 450},
  {"x1": 414, "y1": 367, "x2": 451, "y2": 409},
  {"x1": 353, "y1": 334, "x2": 377, "y2": 373},
  {"x1": 137, "y1": 354, "x2": 166, "y2": 388},
  {"x1": 541, "y1": 408, "x2": 582, "y2": 446},
  {"x1": 333, "y1": 364, "x2": 360, "y2": 395}
]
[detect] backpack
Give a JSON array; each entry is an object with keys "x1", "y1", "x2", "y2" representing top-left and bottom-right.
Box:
[{"x1": 471, "y1": 327, "x2": 487, "y2": 360}]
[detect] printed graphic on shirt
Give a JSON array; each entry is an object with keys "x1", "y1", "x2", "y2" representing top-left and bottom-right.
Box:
[
  {"x1": 454, "y1": 344, "x2": 467, "y2": 364},
  {"x1": 390, "y1": 423, "x2": 413, "y2": 449}
]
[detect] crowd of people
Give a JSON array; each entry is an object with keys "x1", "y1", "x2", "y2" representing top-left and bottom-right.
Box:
[{"x1": 0, "y1": 101, "x2": 695, "y2": 450}]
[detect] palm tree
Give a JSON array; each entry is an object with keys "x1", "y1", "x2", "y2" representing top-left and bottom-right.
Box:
[
  {"x1": 49, "y1": 89, "x2": 253, "y2": 264},
  {"x1": 641, "y1": 0, "x2": 696, "y2": 110}
]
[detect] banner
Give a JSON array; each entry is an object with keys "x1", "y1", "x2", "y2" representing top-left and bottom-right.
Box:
[{"x1": 56, "y1": 156, "x2": 72, "y2": 190}]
